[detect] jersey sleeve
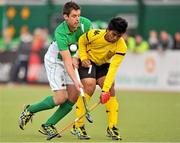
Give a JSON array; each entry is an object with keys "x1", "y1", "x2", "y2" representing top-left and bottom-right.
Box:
[
  {"x1": 102, "y1": 38, "x2": 127, "y2": 92},
  {"x1": 115, "y1": 38, "x2": 127, "y2": 54},
  {"x1": 55, "y1": 31, "x2": 68, "y2": 51}
]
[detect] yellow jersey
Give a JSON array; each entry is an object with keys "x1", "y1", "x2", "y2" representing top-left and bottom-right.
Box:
[{"x1": 78, "y1": 29, "x2": 127, "y2": 92}]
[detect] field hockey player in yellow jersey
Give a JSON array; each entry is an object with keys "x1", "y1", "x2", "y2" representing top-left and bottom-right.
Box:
[{"x1": 71, "y1": 17, "x2": 128, "y2": 140}]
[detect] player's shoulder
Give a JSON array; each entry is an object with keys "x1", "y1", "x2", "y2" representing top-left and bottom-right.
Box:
[
  {"x1": 88, "y1": 29, "x2": 105, "y2": 38},
  {"x1": 117, "y1": 37, "x2": 128, "y2": 53},
  {"x1": 54, "y1": 21, "x2": 67, "y2": 35}
]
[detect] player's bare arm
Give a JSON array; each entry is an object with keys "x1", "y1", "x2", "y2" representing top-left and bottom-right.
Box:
[
  {"x1": 72, "y1": 57, "x2": 79, "y2": 69},
  {"x1": 60, "y1": 50, "x2": 82, "y2": 91}
]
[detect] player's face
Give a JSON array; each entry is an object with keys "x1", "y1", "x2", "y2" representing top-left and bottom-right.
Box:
[
  {"x1": 64, "y1": 9, "x2": 80, "y2": 32},
  {"x1": 105, "y1": 30, "x2": 123, "y2": 43}
]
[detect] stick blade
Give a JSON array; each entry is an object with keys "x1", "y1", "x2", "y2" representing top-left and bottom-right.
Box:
[{"x1": 86, "y1": 114, "x2": 93, "y2": 123}]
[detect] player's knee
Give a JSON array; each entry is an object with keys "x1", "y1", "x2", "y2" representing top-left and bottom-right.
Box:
[
  {"x1": 84, "y1": 82, "x2": 96, "y2": 95},
  {"x1": 54, "y1": 91, "x2": 68, "y2": 105}
]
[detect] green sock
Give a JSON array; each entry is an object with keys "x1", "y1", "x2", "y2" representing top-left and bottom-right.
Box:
[
  {"x1": 44, "y1": 100, "x2": 74, "y2": 126},
  {"x1": 28, "y1": 96, "x2": 55, "y2": 113}
]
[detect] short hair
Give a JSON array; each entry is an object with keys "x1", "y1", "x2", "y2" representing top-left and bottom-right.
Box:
[
  {"x1": 107, "y1": 17, "x2": 128, "y2": 34},
  {"x1": 63, "y1": 1, "x2": 80, "y2": 16}
]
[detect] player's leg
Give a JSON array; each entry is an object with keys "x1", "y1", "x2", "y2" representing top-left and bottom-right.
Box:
[
  {"x1": 72, "y1": 78, "x2": 96, "y2": 139},
  {"x1": 39, "y1": 84, "x2": 79, "y2": 140},
  {"x1": 43, "y1": 84, "x2": 79, "y2": 126},
  {"x1": 38, "y1": 60, "x2": 80, "y2": 140},
  {"x1": 75, "y1": 78, "x2": 96, "y2": 125},
  {"x1": 18, "y1": 59, "x2": 67, "y2": 136},
  {"x1": 106, "y1": 85, "x2": 121, "y2": 140},
  {"x1": 96, "y1": 64, "x2": 121, "y2": 140},
  {"x1": 97, "y1": 78, "x2": 121, "y2": 140},
  {"x1": 19, "y1": 95, "x2": 57, "y2": 130},
  {"x1": 19, "y1": 92, "x2": 63, "y2": 130},
  {"x1": 71, "y1": 63, "x2": 96, "y2": 139}
]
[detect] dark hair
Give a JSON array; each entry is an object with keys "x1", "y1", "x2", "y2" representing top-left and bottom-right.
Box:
[
  {"x1": 63, "y1": 1, "x2": 80, "y2": 16},
  {"x1": 107, "y1": 17, "x2": 128, "y2": 34}
]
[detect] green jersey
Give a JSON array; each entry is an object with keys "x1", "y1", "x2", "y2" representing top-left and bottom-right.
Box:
[{"x1": 54, "y1": 16, "x2": 92, "y2": 59}]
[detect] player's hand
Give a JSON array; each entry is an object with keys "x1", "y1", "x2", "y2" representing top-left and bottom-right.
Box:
[
  {"x1": 100, "y1": 91, "x2": 110, "y2": 104},
  {"x1": 82, "y1": 59, "x2": 91, "y2": 68},
  {"x1": 74, "y1": 80, "x2": 83, "y2": 92},
  {"x1": 72, "y1": 57, "x2": 79, "y2": 69}
]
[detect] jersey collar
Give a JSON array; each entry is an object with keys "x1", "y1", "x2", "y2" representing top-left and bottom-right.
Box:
[{"x1": 64, "y1": 21, "x2": 81, "y2": 34}]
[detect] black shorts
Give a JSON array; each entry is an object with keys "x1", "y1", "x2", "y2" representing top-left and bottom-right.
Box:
[{"x1": 78, "y1": 61, "x2": 110, "y2": 80}]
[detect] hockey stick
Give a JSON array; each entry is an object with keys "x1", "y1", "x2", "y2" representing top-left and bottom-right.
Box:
[
  {"x1": 75, "y1": 68, "x2": 93, "y2": 123},
  {"x1": 59, "y1": 101, "x2": 100, "y2": 135}
]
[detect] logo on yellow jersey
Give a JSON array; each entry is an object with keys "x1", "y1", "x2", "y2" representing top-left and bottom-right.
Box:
[{"x1": 94, "y1": 30, "x2": 100, "y2": 36}]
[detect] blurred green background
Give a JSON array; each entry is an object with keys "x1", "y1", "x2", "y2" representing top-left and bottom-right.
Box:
[{"x1": 1, "y1": 0, "x2": 180, "y2": 39}]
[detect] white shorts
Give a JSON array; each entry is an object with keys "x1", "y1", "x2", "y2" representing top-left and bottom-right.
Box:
[{"x1": 44, "y1": 54, "x2": 73, "y2": 91}]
